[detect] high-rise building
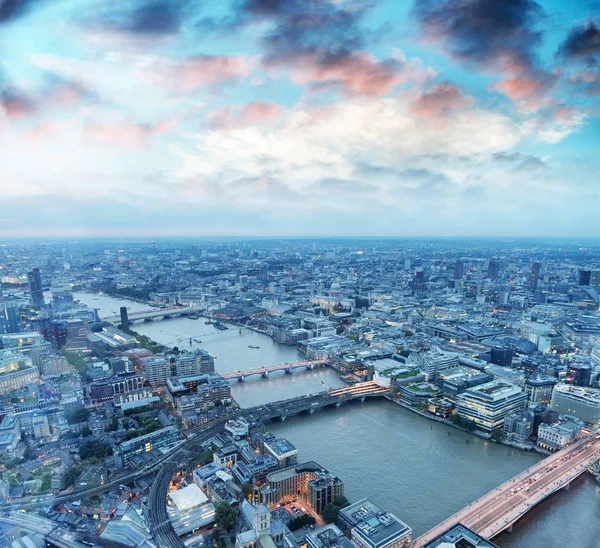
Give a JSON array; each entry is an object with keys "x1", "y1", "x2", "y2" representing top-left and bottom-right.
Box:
[
  {"x1": 143, "y1": 349, "x2": 215, "y2": 386},
  {"x1": 591, "y1": 271, "x2": 600, "y2": 287},
  {"x1": 28, "y1": 268, "x2": 45, "y2": 309},
  {"x1": 579, "y1": 270, "x2": 592, "y2": 286},
  {"x1": 454, "y1": 261, "x2": 463, "y2": 280},
  {"x1": 0, "y1": 297, "x2": 21, "y2": 335},
  {"x1": 530, "y1": 262, "x2": 541, "y2": 292},
  {"x1": 525, "y1": 375, "x2": 558, "y2": 405},
  {"x1": 487, "y1": 259, "x2": 500, "y2": 279},
  {"x1": 120, "y1": 307, "x2": 129, "y2": 332},
  {"x1": 51, "y1": 285, "x2": 73, "y2": 312},
  {"x1": 567, "y1": 363, "x2": 592, "y2": 387}
]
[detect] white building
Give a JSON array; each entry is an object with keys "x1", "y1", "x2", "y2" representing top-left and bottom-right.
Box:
[{"x1": 551, "y1": 383, "x2": 600, "y2": 424}]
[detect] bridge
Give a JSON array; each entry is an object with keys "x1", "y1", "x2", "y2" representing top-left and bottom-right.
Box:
[
  {"x1": 101, "y1": 306, "x2": 205, "y2": 324},
  {"x1": 222, "y1": 360, "x2": 327, "y2": 381},
  {"x1": 412, "y1": 433, "x2": 600, "y2": 546}
]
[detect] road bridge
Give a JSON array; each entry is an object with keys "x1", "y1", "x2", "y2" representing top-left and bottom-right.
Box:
[
  {"x1": 222, "y1": 360, "x2": 327, "y2": 381},
  {"x1": 412, "y1": 433, "x2": 600, "y2": 546},
  {"x1": 101, "y1": 306, "x2": 205, "y2": 324}
]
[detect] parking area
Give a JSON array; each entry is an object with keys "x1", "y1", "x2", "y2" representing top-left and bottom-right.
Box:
[{"x1": 273, "y1": 497, "x2": 325, "y2": 529}]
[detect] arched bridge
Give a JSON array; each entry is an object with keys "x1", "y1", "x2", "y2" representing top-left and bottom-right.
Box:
[{"x1": 222, "y1": 360, "x2": 327, "y2": 381}]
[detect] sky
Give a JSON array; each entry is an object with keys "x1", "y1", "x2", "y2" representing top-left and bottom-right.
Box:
[{"x1": 1, "y1": 0, "x2": 599, "y2": 238}]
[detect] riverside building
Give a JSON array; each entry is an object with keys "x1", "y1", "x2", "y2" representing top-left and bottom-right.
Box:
[
  {"x1": 550, "y1": 383, "x2": 600, "y2": 424},
  {"x1": 456, "y1": 381, "x2": 526, "y2": 432}
]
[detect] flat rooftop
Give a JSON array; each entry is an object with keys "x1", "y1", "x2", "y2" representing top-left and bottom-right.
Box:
[
  {"x1": 423, "y1": 523, "x2": 498, "y2": 547},
  {"x1": 267, "y1": 461, "x2": 324, "y2": 482}
]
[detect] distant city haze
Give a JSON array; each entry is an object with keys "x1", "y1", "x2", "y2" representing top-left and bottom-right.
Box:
[{"x1": 1, "y1": 0, "x2": 600, "y2": 237}]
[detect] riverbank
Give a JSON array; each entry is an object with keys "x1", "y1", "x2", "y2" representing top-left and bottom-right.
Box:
[{"x1": 385, "y1": 396, "x2": 551, "y2": 458}]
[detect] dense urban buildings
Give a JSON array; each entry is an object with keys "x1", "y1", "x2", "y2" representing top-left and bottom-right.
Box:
[{"x1": 0, "y1": 237, "x2": 599, "y2": 548}]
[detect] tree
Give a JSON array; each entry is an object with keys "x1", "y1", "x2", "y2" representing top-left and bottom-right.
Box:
[
  {"x1": 64, "y1": 352, "x2": 88, "y2": 375},
  {"x1": 241, "y1": 483, "x2": 253, "y2": 499},
  {"x1": 288, "y1": 514, "x2": 316, "y2": 531},
  {"x1": 322, "y1": 502, "x2": 340, "y2": 524},
  {"x1": 215, "y1": 502, "x2": 236, "y2": 531},
  {"x1": 79, "y1": 441, "x2": 110, "y2": 461},
  {"x1": 333, "y1": 496, "x2": 350, "y2": 509},
  {"x1": 65, "y1": 407, "x2": 90, "y2": 425},
  {"x1": 81, "y1": 426, "x2": 92, "y2": 437}
]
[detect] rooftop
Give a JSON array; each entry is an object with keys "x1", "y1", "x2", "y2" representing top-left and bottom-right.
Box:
[{"x1": 422, "y1": 522, "x2": 498, "y2": 547}]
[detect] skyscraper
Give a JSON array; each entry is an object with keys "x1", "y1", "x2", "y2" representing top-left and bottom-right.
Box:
[
  {"x1": 579, "y1": 270, "x2": 591, "y2": 286},
  {"x1": 530, "y1": 262, "x2": 541, "y2": 292},
  {"x1": 454, "y1": 261, "x2": 463, "y2": 280},
  {"x1": 0, "y1": 291, "x2": 21, "y2": 335},
  {"x1": 28, "y1": 268, "x2": 45, "y2": 309},
  {"x1": 487, "y1": 259, "x2": 500, "y2": 279}
]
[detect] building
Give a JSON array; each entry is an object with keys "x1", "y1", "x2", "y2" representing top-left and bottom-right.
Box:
[
  {"x1": 530, "y1": 262, "x2": 541, "y2": 292},
  {"x1": 453, "y1": 261, "x2": 463, "y2": 281},
  {"x1": 487, "y1": 260, "x2": 500, "y2": 279},
  {"x1": 503, "y1": 409, "x2": 534, "y2": 442},
  {"x1": 537, "y1": 415, "x2": 584, "y2": 452},
  {"x1": 168, "y1": 483, "x2": 216, "y2": 536},
  {"x1": 408, "y1": 348, "x2": 459, "y2": 382},
  {"x1": 307, "y1": 472, "x2": 345, "y2": 514},
  {"x1": 485, "y1": 365, "x2": 525, "y2": 387},
  {"x1": 113, "y1": 426, "x2": 179, "y2": 467},
  {"x1": 144, "y1": 350, "x2": 215, "y2": 386},
  {"x1": 0, "y1": 351, "x2": 40, "y2": 395},
  {"x1": 490, "y1": 347, "x2": 513, "y2": 368},
  {"x1": 236, "y1": 500, "x2": 286, "y2": 548},
  {"x1": 263, "y1": 436, "x2": 298, "y2": 469},
  {"x1": 579, "y1": 270, "x2": 592, "y2": 286},
  {"x1": 456, "y1": 381, "x2": 527, "y2": 432},
  {"x1": 0, "y1": 297, "x2": 21, "y2": 335},
  {"x1": 525, "y1": 376, "x2": 558, "y2": 405},
  {"x1": 437, "y1": 366, "x2": 493, "y2": 402},
  {"x1": 551, "y1": 383, "x2": 600, "y2": 424},
  {"x1": 51, "y1": 285, "x2": 73, "y2": 312},
  {"x1": 422, "y1": 523, "x2": 498, "y2": 547},
  {"x1": 338, "y1": 498, "x2": 412, "y2": 548},
  {"x1": 89, "y1": 372, "x2": 146, "y2": 402},
  {"x1": 259, "y1": 461, "x2": 344, "y2": 510},
  {"x1": 28, "y1": 268, "x2": 45, "y2": 309},
  {"x1": 567, "y1": 363, "x2": 592, "y2": 387},
  {"x1": 307, "y1": 524, "x2": 355, "y2": 548},
  {"x1": 62, "y1": 319, "x2": 89, "y2": 353}
]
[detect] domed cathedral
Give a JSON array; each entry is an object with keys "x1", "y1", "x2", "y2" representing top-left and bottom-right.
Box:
[{"x1": 329, "y1": 281, "x2": 341, "y2": 300}]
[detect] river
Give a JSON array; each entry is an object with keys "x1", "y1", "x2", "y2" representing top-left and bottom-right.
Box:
[{"x1": 76, "y1": 292, "x2": 600, "y2": 546}]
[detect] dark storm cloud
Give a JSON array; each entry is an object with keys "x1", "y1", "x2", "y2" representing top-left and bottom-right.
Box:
[
  {"x1": 558, "y1": 21, "x2": 600, "y2": 64},
  {"x1": 412, "y1": 0, "x2": 544, "y2": 72},
  {"x1": 0, "y1": 0, "x2": 42, "y2": 24}
]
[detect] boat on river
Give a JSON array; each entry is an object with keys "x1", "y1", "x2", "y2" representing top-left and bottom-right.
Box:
[{"x1": 248, "y1": 345, "x2": 260, "y2": 349}]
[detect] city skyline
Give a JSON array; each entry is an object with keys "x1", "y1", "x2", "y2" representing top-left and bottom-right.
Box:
[{"x1": 1, "y1": 0, "x2": 600, "y2": 237}]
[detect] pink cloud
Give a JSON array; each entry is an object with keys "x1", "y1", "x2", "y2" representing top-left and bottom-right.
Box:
[
  {"x1": 141, "y1": 55, "x2": 254, "y2": 92},
  {"x1": 410, "y1": 82, "x2": 474, "y2": 118},
  {"x1": 82, "y1": 118, "x2": 176, "y2": 148},
  {"x1": 209, "y1": 101, "x2": 283, "y2": 129},
  {"x1": 286, "y1": 53, "x2": 404, "y2": 97}
]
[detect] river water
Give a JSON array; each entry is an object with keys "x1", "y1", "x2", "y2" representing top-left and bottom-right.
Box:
[{"x1": 76, "y1": 293, "x2": 600, "y2": 546}]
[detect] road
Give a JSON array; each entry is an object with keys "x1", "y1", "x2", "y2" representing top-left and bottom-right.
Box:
[{"x1": 412, "y1": 433, "x2": 600, "y2": 546}]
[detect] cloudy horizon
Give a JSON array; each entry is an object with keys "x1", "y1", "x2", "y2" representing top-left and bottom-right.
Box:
[{"x1": 1, "y1": 0, "x2": 599, "y2": 237}]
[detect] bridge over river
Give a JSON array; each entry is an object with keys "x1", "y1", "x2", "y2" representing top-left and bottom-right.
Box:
[{"x1": 412, "y1": 432, "x2": 600, "y2": 546}]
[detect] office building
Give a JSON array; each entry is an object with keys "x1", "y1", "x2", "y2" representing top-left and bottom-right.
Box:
[
  {"x1": 525, "y1": 376, "x2": 558, "y2": 405},
  {"x1": 490, "y1": 347, "x2": 513, "y2": 368},
  {"x1": 307, "y1": 524, "x2": 355, "y2": 548},
  {"x1": 263, "y1": 436, "x2": 298, "y2": 469},
  {"x1": 0, "y1": 297, "x2": 21, "y2": 335},
  {"x1": 338, "y1": 498, "x2": 412, "y2": 548},
  {"x1": 113, "y1": 426, "x2": 179, "y2": 467},
  {"x1": 537, "y1": 415, "x2": 584, "y2": 452},
  {"x1": 28, "y1": 268, "x2": 45, "y2": 309},
  {"x1": 422, "y1": 523, "x2": 498, "y2": 547},
  {"x1": 485, "y1": 365, "x2": 525, "y2": 386},
  {"x1": 453, "y1": 261, "x2": 463, "y2": 281},
  {"x1": 579, "y1": 270, "x2": 592, "y2": 286},
  {"x1": 89, "y1": 372, "x2": 146, "y2": 402},
  {"x1": 307, "y1": 472, "x2": 346, "y2": 515},
  {"x1": 457, "y1": 381, "x2": 527, "y2": 432},
  {"x1": 437, "y1": 366, "x2": 493, "y2": 402},
  {"x1": 144, "y1": 349, "x2": 215, "y2": 386},
  {"x1": 408, "y1": 347, "x2": 459, "y2": 382},
  {"x1": 51, "y1": 285, "x2": 73, "y2": 312},
  {"x1": 0, "y1": 351, "x2": 40, "y2": 395},
  {"x1": 503, "y1": 409, "x2": 534, "y2": 442},
  {"x1": 63, "y1": 319, "x2": 89, "y2": 353},
  {"x1": 567, "y1": 363, "x2": 592, "y2": 387},
  {"x1": 487, "y1": 259, "x2": 500, "y2": 279},
  {"x1": 120, "y1": 307, "x2": 129, "y2": 332},
  {"x1": 551, "y1": 383, "x2": 600, "y2": 424},
  {"x1": 530, "y1": 262, "x2": 541, "y2": 292},
  {"x1": 259, "y1": 461, "x2": 344, "y2": 509}
]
